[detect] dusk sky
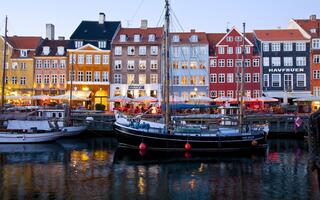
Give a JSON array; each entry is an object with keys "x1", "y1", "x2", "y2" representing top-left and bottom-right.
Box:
[{"x1": 0, "y1": 0, "x2": 319, "y2": 39}]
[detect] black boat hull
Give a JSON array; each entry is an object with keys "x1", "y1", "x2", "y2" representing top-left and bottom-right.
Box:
[{"x1": 114, "y1": 123, "x2": 267, "y2": 152}]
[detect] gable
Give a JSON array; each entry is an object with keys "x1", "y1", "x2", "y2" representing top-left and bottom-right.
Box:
[
  {"x1": 77, "y1": 43, "x2": 102, "y2": 51},
  {"x1": 216, "y1": 27, "x2": 253, "y2": 46}
]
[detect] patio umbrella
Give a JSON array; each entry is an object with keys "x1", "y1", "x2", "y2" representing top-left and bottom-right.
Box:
[
  {"x1": 189, "y1": 96, "x2": 214, "y2": 103},
  {"x1": 31, "y1": 95, "x2": 51, "y2": 100},
  {"x1": 255, "y1": 96, "x2": 279, "y2": 102},
  {"x1": 5, "y1": 95, "x2": 31, "y2": 100},
  {"x1": 51, "y1": 94, "x2": 88, "y2": 101},
  {"x1": 133, "y1": 96, "x2": 158, "y2": 102},
  {"x1": 293, "y1": 96, "x2": 320, "y2": 102},
  {"x1": 108, "y1": 96, "x2": 133, "y2": 102}
]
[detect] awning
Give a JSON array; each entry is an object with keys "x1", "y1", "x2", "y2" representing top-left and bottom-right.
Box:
[
  {"x1": 264, "y1": 91, "x2": 312, "y2": 99},
  {"x1": 51, "y1": 91, "x2": 91, "y2": 101},
  {"x1": 293, "y1": 96, "x2": 320, "y2": 102}
]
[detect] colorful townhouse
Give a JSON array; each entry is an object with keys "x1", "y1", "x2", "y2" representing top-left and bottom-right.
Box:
[
  {"x1": 68, "y1": 13, "x2": 121, "y2": 109},
  {"x1": 207, "y1": 27, "x2": 261, "y2": 99},
  {"x1": 110, "y1": 20, "x2": 163, "y2": 109},
  {"x1": 288, "y1": 15, "x2": 320, "y2": 96},
  {"x1": 0, "y1": 36, "x2": 14, "y2": 98},
  {"x1": 0, "y1": 36, "x2": 42, "y2": 98},
  {"x1": 170, "y1": 30, "x2": 209, "y2": 99},
  {"x1": 34, "y1": 38, "x2": 69, "y2": 96},
  {"x1": 253, "y1": 29, "x2": 310, "y2": 102}
]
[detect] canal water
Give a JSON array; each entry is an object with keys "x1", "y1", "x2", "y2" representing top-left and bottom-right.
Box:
[{"x1": 0, "y1": 136, "x2": 319, "y2": 200}]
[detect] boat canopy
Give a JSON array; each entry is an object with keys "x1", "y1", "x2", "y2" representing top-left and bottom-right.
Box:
[{"x1": 7, "y1": 120, "x2": 52, "y2": 131}]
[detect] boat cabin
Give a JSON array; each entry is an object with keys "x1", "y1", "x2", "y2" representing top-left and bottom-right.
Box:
[{"x1": 37, "y1": 109, "x2": 65, "y2": 119}]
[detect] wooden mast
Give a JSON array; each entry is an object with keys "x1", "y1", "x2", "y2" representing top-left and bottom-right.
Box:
[
  {"x1": 239, "y1": 22, "x2": 246, "y2": 129},
  {"x1": 1, "y1": 16, "x2": 8, "y2": 109},
  {"x1": 164, "y1": 0, "x2": 171, "y2": 128},
  {"x1": 68, "y1": 53, "x2": 74, "y2": 125}
]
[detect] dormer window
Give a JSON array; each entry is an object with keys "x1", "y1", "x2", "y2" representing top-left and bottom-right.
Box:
[
  {"x1": 134, "y1": 34, "x2": 141, "y2": 42},
  {"x1": 43, "y1": 46, "x2": 50, "y2": 55},
  {"x1": 20, "y1": 50, "x2": 28, "y2": 57},
  {"x1": 172, "y1": 35, "x2": 180, "y2": 42},
  {"x1": 57, "y1": 46, "x2": 64, "y2": 56},
  {"x1": 190, "y1": 35, "x2": 198, "y2": 42},
  {"x1": 120, "y1": 34, "x2": 127, "y2": 42},
  {"x1": 98, "y1": 41, "x2": 107, "y2": 48},
  {"x1": 148, "y1": 34, "x2": 155, "y2": 42},
  {"x1": 75, "y1": 41, "x2": 83, "y2": 48},
  {"x1": 235, "y1": 36, "x2": 242, "y2": 42},
  {"x1": 310, "y1": 28, "x2": 317, "y2": 33}
]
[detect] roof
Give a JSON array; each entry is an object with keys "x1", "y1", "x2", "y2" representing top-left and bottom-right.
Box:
[
  {"x1": 112, "y1": 27, "x2": 163, "y2": 45},
  {"x1": 206, "y1": 33, "x2": 225, "y2": 56},
  {"x1": 7, "y1": 36, "x2": 42, "y2": 49},
  {"x1": 170, "y1": 32, "x2": 209, "y2": 45},
  {"x1": 254, "y1": 29, "x2": 308, "y2": 41},
  {"x1": 293, "y1": 19, "x2": 320, "y2": 38},
  {"x1": 35, "y1": 39, "x2": 69, "y2": 56}
]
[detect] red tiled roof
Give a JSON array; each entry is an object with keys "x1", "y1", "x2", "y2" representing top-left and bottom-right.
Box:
[
  {"x1": 293, "y1": 19, "x2": 320, "y2": 38},
  {"x1": 112, "y1": 27, "x2": 164, "y2": 44},
  {"x1": 206, "y1": 33, "x2": 225, "y2": 56},
  {"x1": 7, "y1": 36, "x2": 42, "y2": 49},
  {"x1": 170, "y1": 32, "x2": 208, "y2": 45},
  {"x1": 254, "y1": 29, "x2": 308, "y2": 41}
]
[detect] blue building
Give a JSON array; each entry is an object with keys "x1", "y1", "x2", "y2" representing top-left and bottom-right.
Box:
[
  {"x1": 254, "y1": 29, "x2": 311, "y2": 102},
  {"x1": 169, "y1": 30, "x2": 209, "y2": 100}
]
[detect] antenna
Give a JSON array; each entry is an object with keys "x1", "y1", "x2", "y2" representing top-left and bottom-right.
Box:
[{"x1": 226, "y1": 21, "x2": 230, "y2": 32}]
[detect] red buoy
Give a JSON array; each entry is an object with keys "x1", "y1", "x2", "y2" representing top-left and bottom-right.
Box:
[
  {"x1": 185, "y1": 142, "x2": 191, "y2": 151},
  {"x1": 139, "y1": 142, "x2": 147, "y2": 150},
  {"x1": 184, "y1": 151, "x2": 192, "y2": 158}
]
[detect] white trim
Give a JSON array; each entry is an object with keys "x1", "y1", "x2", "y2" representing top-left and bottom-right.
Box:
[
  {"x1": 216, "y1": 27, "x2": 254, "y2": 47},
  {"x1": 288, "y1": 19, "x2": 312, "y2": 40},
  {"x1": 67, "y1": 43, "x2": 110, "y2": 52}
]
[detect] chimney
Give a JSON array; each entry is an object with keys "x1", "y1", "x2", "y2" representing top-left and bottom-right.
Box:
[
  {"x1": 46, "y1": 24, "x2": 55, "y2": 40},
  {"x1": 190, "y1": 29, "x2": 196, "y2": 33},
  {"x1": 140, "y1": 19, "x2": 148, "y2": 29},
  {"x1": 99, "y1": 13, "x2": 106, "y2": 24},
  {"x1": 58, "y1": 36, "x2": 65, "y2": 40},
  {"x1": 310, "y1": 14, "x2": 317, "y2": 21}
]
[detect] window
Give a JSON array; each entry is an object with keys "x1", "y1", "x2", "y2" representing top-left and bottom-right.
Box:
[
  {"x1": 181, "y1": 62, "x2": 188, "y2": 69},
  {"x1": 127, "y1": 46, "x2": 135, "y2": 55},
  {"x1": 236, "y1": 47, "x2": 242, "y2": 54},
  {"x1": 75, "y1": 41, "x2": 83, "y2": 48},
  {"x1": 227, "y1": 59, "x2": 233, "y2": 67},
  {"x1": 314, "y1": 87, "x2": 320, "y2": 96},
  {"x1": 227, "y1": 90, "x2": 233, "y2": 98},
  {"x1": 52, "y1": 60, "x2": 58, "y2": 68},
  {"x1": 283, "y1": 43, "x2": 293, "y2": 51},
  {"x1": 44, "y1": 75, "x2": 50, "y2": 84},
  {"x1": 150, "y1": 46, "x2": 158, "y2": 55},
  {"x1": 272, "y1": 74, "x2": 281, "y2": 87},
  {"x1": 263, "y1": 57, "x2": 269, "y2": 67},
  {"x1": 98, "y1": 41, "x2": 106, "y2": 49},
  {"x1": 70, "y1": 54, "x2": 76, "y2": 64},
  {"x1": 20, "y1": 50, "x2": 28, "y2": 57},
  {"x1": 210, "y1": 59, "x2": 216, "y2": 67},
  {"x1": 86, "y1": 71, "x2": 92, "y2": 82},
  {"x1": 210, "y1": 91, "x2": 217, "y2": 98},
  {"x1": 227, "y1": 73, "x2": 233, "y2": 83},
  {"x1": 311, "y1": 29, "x2": 317, "y2": 34},
  {"x1": 190, "y1": 35, "x2": 198, "y2": 42},
  {"x1": 20, "y1": 77, "x2": 26, "y2": 85},
  {"x1": 245, "y1": 46, "x2": 250, "y2": 54},
  {"x1": 312, "y1": 39, "x2": 320, "y2": 49},
  {"x1": 127, "y1": 60, "x2": 135, "y2": 70},
  {"x1": 11, "y1": 76, "x2": 17, "y2": 84},
  {"x1": 245, "y1": 73, "x2": 251, "y2": 82},
  {"x1": 134, "y1": 34, "x2": 141, "y2": 42},
  {"x1": 102, "y1": 72, "x2": 108, "y2": 82},
  {"x1": 227, "y1": 47, "x2": 233, "y2": 54},
  {"x1": 284, "y1": 57, "x2": 293, "y2": 66},
  {"x1": 253, "y1": 73, "x2": 259, "y2": 83},
  {"x1": 296, "y1": 42, "x2": 306, "y2": 51},
  {"x1": 114, "y1": 60, "x2": 122, "y2": 70},
  {"x1": 236, "y1": 59, "x2": 242, "y2": 67},
  {"x1": 181, "y1": 76, "x2": 188, "y2": 85},
  {"x1": 253, "y1": 59, "x2": 259, "y2": 67},
  {"x1": 263, "y1": 43, "x2": 269, "y2": 52},
  {"x1": 86, "y1": 55, "x2": 92, "y2": 64},
  {"x1": 271, "y1": 43, "x2": 280, "y2": 51},
  {"x1": 190, "y1": 62, "x2": 197, "y2": 69},
  {"x1": 103, "y1": 55, "x2": 109, "y2": 64},
  {"x1": 226, "y1": 36, "x2": 233, "y2": 42},
  {"x1": 218, "y1": 91, "x2": 225, "y2": 97},
  {"x1": 78, "y1": 55, "x2": 84, "y2": 64},
  {"x1": 36, "y1": 75, "x2": 42, "y2": 84},
  {"x1": 199, "y1": 62, "x2": 206, "y2": 69},
  {"x1": 218, "y1": 59, "x2": 225, "y2": 67},
  {"x1": 190, "y1": 47, "x2": 197, "y2": 57},
  {"x1": 94, "y1": 71, "x2": 100, "y2": 82},
  {"x1": 314, "y1": 70, "x2": 320, "y2": 79},
  {"x1": 139, "y1": 46, "x2": 147, "y2": 55},
  {"x1": 172, "y1": 47, "x2": 179, "y2": 57},
  {"x1": 57, "y1": 46, "x2": 64, "y2": 55},
  {"x1": 296, "y1": 57, "x2": 306, "y2": 66},
  {"x1": 115, "y1": 46, "x2": 122, "y2": 55},
  {"x1": 114, "y1": 74, "x2": 122, "y2": 84},
  {"x1": 150, "y1": 60, "x2": 158, "y2": 70},
  {"x1": 139, "y1": 74, "x2": 146, "y2": 84},
  {"x1": 210, "y1": 74, "x2": 217, "y2": 83},
  {"x1": 297, "y1": 74, "x2": 306, "y2": 87},
  {"x1": 59, "y1": 74, "x2": 65, "y2": 84},
  {"x1": 20, "y1": 62, "x2": 26, "y2": 70},
  {"x1": 218, "y1": 74, "x2": 225, "y2": 83},
  {"x1": 173, "y1": 76, "x2": 179, "y2": 85},
  {"x1": 263, "y1": 74, "x2": 269, "y2": 87},
  {"x1": 235, "y1": 36, "x2": 242, "y2": 41},
  {"x1": 313, "y1": 55, "x2": 320, "y2": 64},
  {"x1": 150, "y1": 74, "x2": 158, "y2": 84},
  {"x1": 245, "y1": 90, "x2": 251, "y2": 97},
  {"x1": 190, "y1": 76, "x2": 196, "y2": 85},
  {"x1": 94, "y1": 55, "x2": 101, "y2": 64},
  {"x1": 69, "y1": 71, "x2": 75, "y2": 81},
  {"x1": 244, "y1": 59, "x2": 251, "y2": 67},
  {"x1": 36, "y1": 60, "x2": 42, "y2": 69},
  {"x1": 44, "y1": 60, "x2": 50, "y2": 68},
  {"x1": 51, "y1": 74, "x2": 57, "y2": 84},
  {"x1": 271, "y1": 57, "x2": 281, "y2": 66},
  {"x1": 218, "y1": 47, "x2": 225, "y2": 54},
  {"x1": 139, "y1": 60, "x2": 146, "y2": 70},
  {"x1": 253, "y1": 90, "x2": 260, "y2": 98},
  {"x1": 78, "y1": 71, "x2": 84, "y2": 81},
  {"x1": 127, "y1": 74, "x2": 135, "y2": 84},
  {"x1": 148, "y1": 34, "x2": 155, "y2": 42},
  {"x1": 172, "y1": 35, "x2": 180, "y2": 42},
  {"x1": 60, "y1": 60, "x2": 66, "y2": 68},
  {"x1": 120, "y1": 34, "x2": 127, "y2": 42}
]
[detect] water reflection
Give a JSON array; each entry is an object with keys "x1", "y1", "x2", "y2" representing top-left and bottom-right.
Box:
[{"x1": 0, "y1": 137, "x2": 319, "y2": 199}]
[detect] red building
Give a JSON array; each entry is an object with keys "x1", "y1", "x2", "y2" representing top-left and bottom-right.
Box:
[{"x1": 207, "y1": 27, "x2": 261, "y2": 99}]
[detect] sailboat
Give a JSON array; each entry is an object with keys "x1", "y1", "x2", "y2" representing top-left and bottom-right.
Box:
[{"x1": 114, "y1": 0, "x2": 268, "y2": 152}]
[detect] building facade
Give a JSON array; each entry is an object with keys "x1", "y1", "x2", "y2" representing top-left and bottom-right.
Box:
[
  {"x1": 207, "y1": 28, "x2": 261, "y2": 99},
  {"x1": 68, "y1": 13, "x2": 121, "y2": 109},
  {"x1": 34, "y1": 39, "x2": 69, "y2": 95},
  {"x1": 289, "y1": 15, "x2": 320, "y2": 96},
  {"x1": 254, "y1": 29, "x2": 310, "y2": 101},
  {"x1": 170, "y1": 31, "x2": 209, "y2": 99},
  {"x1": 110, "y1": 21, "x2": 163, "y2": 110}
]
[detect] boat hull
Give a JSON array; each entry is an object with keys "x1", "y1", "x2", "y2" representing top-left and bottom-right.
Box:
[
  {"x1": 114, "y1": 122, "x2": 267, "y2": 152},
  {"x1": 62, "y1": 126, "x2": 87, "y2": 137},
  {"x1": 0, "y1": 131, "x2": 63, "y2": 143}
]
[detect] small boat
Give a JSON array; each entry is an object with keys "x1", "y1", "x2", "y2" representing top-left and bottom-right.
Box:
[
  {"x1": 0, "y1": 120, "x2": 63, "y2": 143},
  {"x1": 61, "y1": 125, "x2": 87, "y2": 137}
]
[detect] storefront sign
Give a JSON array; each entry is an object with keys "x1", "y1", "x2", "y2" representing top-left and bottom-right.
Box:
[
  {"x1": 128, "y1": 85, "x2": 145, "y2": 90},
  {"x1": 268, "y1": 68, "x2": 304, "y2": 73}
]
